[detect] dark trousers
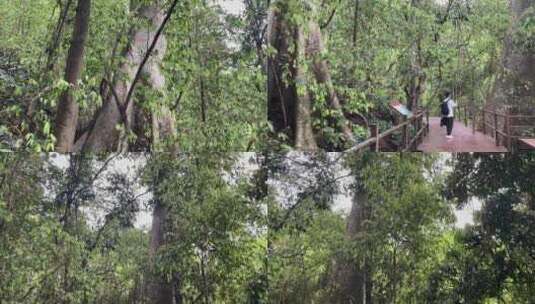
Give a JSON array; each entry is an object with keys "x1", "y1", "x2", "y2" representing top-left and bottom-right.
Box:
[{"x1": 446, "y1": 117, "x2": 454, "y2": 135}]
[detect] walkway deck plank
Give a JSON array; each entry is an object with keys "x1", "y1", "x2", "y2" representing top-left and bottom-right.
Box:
[
  {"x1": 518, "y1": 138, "x2": 535, "y2": 151},
  {"x1": 417, "y1": 117, "x2": 507, "y2": 152}
]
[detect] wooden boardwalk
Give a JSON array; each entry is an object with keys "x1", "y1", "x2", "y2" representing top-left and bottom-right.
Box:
[
  {"x1": 417, "y1": 117, "x2": 507, "y2": 152},
  {"x1": 519, "y1": 138, "x2": 535, "y2": 151}
]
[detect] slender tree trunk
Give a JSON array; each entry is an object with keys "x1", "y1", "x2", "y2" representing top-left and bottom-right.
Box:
[
  {"x1": 200, "y1": 77, "x2": 207, "y2": 123},
  {"x1": 401, "y1": 0, "x2": 425, "y2": 112},
  {"x1": 45, "y1": 0, "x2": 74, "y2": 72},
  {"x1": 352, "y1": 0, "x2": 359, "y2": 47},
  {"x1": 54, "y1": 0, "x2": 91, "y2": 153}
]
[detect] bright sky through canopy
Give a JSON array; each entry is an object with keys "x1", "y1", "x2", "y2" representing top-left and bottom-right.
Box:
[{"x1": 217, "y1": 0, "x2": 245, "y2": 14}]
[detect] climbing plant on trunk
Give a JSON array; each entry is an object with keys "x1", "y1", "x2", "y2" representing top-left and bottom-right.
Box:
[{"x1": 77, "y1": 0, "x2": 179, "y2": 152}]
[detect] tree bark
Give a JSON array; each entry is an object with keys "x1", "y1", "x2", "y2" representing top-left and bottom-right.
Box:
[
  {"x1": 307, "y1": 22, "x2": 355, "y2": 147},
  {"x1": 54, "y1": 0, "x2": 91, "y2": 153},
  {"x1": 138, "y1": 3, "x2": 178, "y2": 303},
  {"x1": 491, "y1": 0, "x2": 535, "y2": 110},
  {"x1": 268, "y1": 5, "x2": 361, "y2": 150},
  {"x1": 404, "y1": 0, "x2": 426, "y2": 112},
  {"x1": 293, "y1": 26, "x2": 318, "y2": 150},
  {"x1": 331, "y1": 188, "x2": 370, "y2": 304},
  {"x1": 267, "y1": 6, "x2": 297, "y2": 139},
  {"x1": 267, "y1": 6, "x2": 317, "y2": 149},
  {"x1": 146, "y1": 200, "x2": 175, "y2": 304},
  {"x1": 77, "y1": 3, "x2": 171, "y2": 152}
]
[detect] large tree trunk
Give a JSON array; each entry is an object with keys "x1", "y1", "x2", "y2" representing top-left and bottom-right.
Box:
[
  {"x1": 267, "y1": 6, "x2": 317, "y2": 149},
  {"x1": 404, "y1": 0, "x2": 426, "y2": 111},
  {"x1": 144, "y1": 123, "x2": 178, "y2": 304},
  {"x1": 146, "y1": 200, "x2": 175, "y2": 304},
  {"x1": 137, "y1": 3, "x2": 178, "y2": 303},
  {"x1": 145, "y1": 113, "x2": 178, "y2": 304},
  {"x1": 54, "y1": 0, "x2": 91, "y2": 153},
  {"x1": 293, "y1": 26, "x2": 318, "y2": 150},
  {"x1": 331, "y1": 189, "x2": 371, "y2": 304},
  {"x1": 267, "y1": 7, "x2": 297, "y2": 141},
  {"x1": 307, "y1": 22, "x2": 355, "y2": 147},
  {"x1": 268, "y1": 4, "x2": 360, "y2": 150},
  {"x1": 76, "y1": 3, "x2": 169, "y2": 152},
  {"x1": 492, "y1": 0, "x2": 535, "y2": 108}
]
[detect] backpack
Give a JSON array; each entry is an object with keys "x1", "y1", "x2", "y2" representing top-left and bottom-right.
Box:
[{"x1": 441, "y1": 99, "x2": 450, "y2": 116}]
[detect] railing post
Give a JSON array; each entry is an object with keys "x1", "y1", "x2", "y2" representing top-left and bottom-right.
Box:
[
  {"x1": 404, "y1": 121, "x2": 410, "y2": 151},
  {"x1": 418, "y1": 114, "x2": 424, "y2": 146},
  {"x1": 482, "y1": 110, "x2": 486, "y2": 135},
  {"x1": 506, "y1": 112, "x2": 512, "y2": 151},
  {"x1": 426, "y1": 110, "x2": 430, "y2": 135},
  {"x1": 370, "y1": 124, "x2": 379, "y2": 152},
  {"x1": 472, "y1": 108, "x2": 476, "y2": 134},
  {"x1": 375, "y1": 128, "x2": 380, "y2": 152},
  {"x1": 494, "y1": 112, "x2": 499, "y2": 146}
]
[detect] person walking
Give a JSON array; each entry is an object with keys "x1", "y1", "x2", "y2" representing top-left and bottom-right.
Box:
[{"x1": 441, "y1": 91, "x2": 457, "y2": 139}]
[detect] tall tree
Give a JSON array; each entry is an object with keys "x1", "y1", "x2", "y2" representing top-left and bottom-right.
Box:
[
  {"x1": 328, "y1": 153, "x2": 448, "y2": 304},
  {"x1": 146, "y1": 192, "x2": 176, "y2": 303},
  {"x1": 330, "y1": 187, "x2": 371, "y2": 304},
  {"x1": 54, "y1": 0, "x2": 91, "y2": 152},
  {"x1": 491, "y1": 0, "x2": 535, "y2": 109},
  {"x1": 403, "y1": 0, "x2": 427, "y2": 111},
  {"x1": 267, "y1": 1, "x2": 355, "y2": 150},
  {"x1": 267, "y1": 4, "x2": 318, "y2": 150},
  {"x1": 77, "y1": 1, "x2": 177, "y2": 152},
  {"x1": 428, "y1": 153, "x2": 535, "y2": 303},
  {"x1": 307, "y1": 21, "x2": 356, "y2": 146}
]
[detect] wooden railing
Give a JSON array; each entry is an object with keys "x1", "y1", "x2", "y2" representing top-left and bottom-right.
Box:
[
  {"x1": 345, "y1": 110, "x2": 429, "y2": 152},
  {"x1": 455, "y1": 104, "x2": 535, "y2": 151},
  {"x1": 455, "y1": 105, "x2": 477, "y2": 135}
]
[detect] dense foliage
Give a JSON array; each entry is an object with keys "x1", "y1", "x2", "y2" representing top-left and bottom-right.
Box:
[
  {"x1": 265, "y1": 0, "x2": 512, "y2": 150},
  {"x1": 429, "y1": 153, "x2": 535, "y2": 302},
  {"x1": 0, "y1": 154, "x2": 149, "y2": 303},
  {"x1": 1, "y1": 152, "x2": 534, "y2": 303},
  {"x1": 267, "y1": 152, "x2": 535, "y2": 303},
  {"x1": 2, "y1": 0, "x2": 530, "y2": 151},
  {"x1": 0, "y1": 0, "x2": 267, "y2": 151},
  {"x1": 0, "y1": 153, "x2": 267, "y2": 303}
]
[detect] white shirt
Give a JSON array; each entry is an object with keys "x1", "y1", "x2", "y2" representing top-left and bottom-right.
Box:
[{"x1": 445, "y1": 97, "x2": 457, "y2": 118}]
